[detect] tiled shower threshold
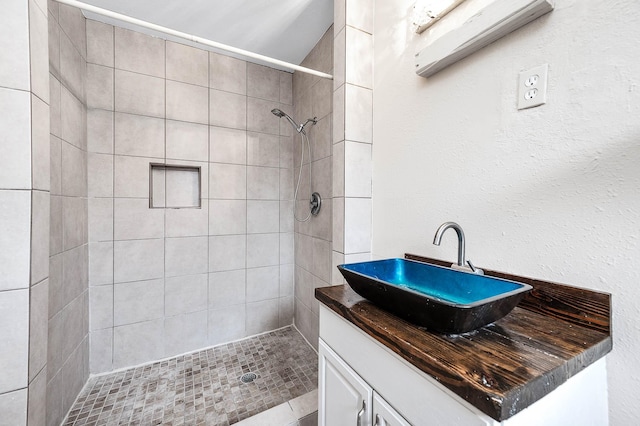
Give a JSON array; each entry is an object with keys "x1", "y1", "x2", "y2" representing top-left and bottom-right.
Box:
[{"x1": 63, "y1": 326, "x2": 318, "y2": 425}]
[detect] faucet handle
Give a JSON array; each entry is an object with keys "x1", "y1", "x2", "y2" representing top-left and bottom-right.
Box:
[{"x1": 466, "y1": 260, "x2": 484, "y2": 275}]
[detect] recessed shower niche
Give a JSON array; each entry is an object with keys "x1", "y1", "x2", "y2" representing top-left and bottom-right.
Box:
[{"x1": 150, "y1": 163, "x2": 201, "y2": 208}]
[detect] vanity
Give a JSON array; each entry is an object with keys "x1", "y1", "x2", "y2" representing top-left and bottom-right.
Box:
[{"x1": 316, "y1": 254, "x2": 612, "y2": 425}]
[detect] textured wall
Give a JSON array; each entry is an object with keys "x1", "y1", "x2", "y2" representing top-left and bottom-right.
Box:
[
  {"x1": 85, "y1": 20, "x2": 296, "y2": 373},
  {"x1": 48, "y1": 2, "x2": 89, "y2": 426},
  {"x1": 372, "y1": 1, "x2": 640, "y2": 424},
  {"x1": 292, "y1": 27, "x2": 334, "y2": 349}
]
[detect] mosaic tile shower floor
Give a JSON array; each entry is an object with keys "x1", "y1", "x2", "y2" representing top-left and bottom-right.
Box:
[{"x1": 64, "y1": 327, "x2": 318, "y2": 426}]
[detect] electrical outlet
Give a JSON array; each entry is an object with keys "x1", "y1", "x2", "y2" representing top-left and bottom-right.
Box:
[{"x1": 517, "y1": 64, "x2": 548, "y2": 110}]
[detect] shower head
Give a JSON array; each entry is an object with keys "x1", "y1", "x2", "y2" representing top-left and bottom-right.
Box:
[
  {"x1": 271, "y1": 108, "x2": 286, "y2": 118},
  {"x1": 271, "y1": 108, "x2": 304, "y2": 133}
]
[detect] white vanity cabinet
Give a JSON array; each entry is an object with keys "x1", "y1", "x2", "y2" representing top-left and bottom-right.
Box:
[{"x1": 318, "y1": 305, "x2": 609, "y2": 426}]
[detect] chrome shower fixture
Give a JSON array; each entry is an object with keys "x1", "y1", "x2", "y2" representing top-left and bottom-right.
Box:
[{"x1": 271, "y1": 109, "x2": 317, "y2": 135}]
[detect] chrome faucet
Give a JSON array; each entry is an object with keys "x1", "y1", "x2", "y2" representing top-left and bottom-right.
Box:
[{"x1": 433, "y1": 222, "x2": 483, "y2": 274}]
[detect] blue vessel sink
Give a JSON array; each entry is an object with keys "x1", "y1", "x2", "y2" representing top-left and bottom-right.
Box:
[{"x1": 337, "y1": 258, "x2": 532, "y2": 333}]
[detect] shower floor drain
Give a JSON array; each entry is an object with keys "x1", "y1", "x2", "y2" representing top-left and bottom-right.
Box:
[{"x1": 240, "y1": 372, "x2": 258, "y2": 383}]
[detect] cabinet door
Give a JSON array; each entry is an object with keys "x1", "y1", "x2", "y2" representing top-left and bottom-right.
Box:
[
  {"x1": 372, "y1": 392, "x2": 411, "y2": 426},
  {"x1": 319, "y1": 340, "x2": 373, "y2": 426}
]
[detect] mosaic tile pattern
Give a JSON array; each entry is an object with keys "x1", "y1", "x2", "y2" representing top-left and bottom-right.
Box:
[{"x1": 64, "y1": 327, "x2": 318, "y2": 425}]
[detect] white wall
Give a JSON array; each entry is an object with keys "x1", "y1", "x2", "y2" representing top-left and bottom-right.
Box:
[{"x1": 372, "y1": 1, "x2": 640, "y2": 424}]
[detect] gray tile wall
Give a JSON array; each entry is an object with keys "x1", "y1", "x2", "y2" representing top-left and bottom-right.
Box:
[
  {"x1": 86, "y1": 21, "x2": 295, "y2": 373},
  {"x1": 0, "y1": 0, "x2": 50, "y2": 425},
  {"x1": 47, "y1": 3, "x2": 89, "y2": 426},
  {"x1": 292, "y1": 27, "x2": 334, "y2": 349}
]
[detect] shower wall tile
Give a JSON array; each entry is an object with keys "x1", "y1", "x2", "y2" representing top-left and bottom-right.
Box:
[
  {"x1": 280, "y1": 169, "x2": 293, "y2": 203},
  {"x1": 247, "y1": 132, "x2": 280, "y2": 167},
  {"x1": 311, "y1": 116, "x2": 332, "y2": 161},
  {"x1": 29, "y1": 3, "x2": 49, "y2": 103},
  {"x1": 60, "y1": 85, "x2": 84, "y2": 149},
  {"x1": 113, "y1": 318, "x2": 164, "y2": 369},
  {"x1": 62, "y1": 142, "x2": 86, "y2": 197},
  {"x1": 114, "y1": 238, "x2": 164, "y2": 283},
  {"x1": 29, "y1": 279, "x2": 49, "y2": 382},
  {"x1": 345, "y1": 27, "x2": 373, "y2": 89},
  {"x1": 332, "y1": 251, "x2": 345, "y2": 285},
  {"x1": 27, "y1": 365, "x2": 47, "y2": 426},
  {"x1": 209, "y1": 235, "x2": 246, "y2": 272},
  {"x1": 280, "y1": 135, "x2": 294, "y2": 169},
  {"x1": 114, "y1": 70, "x2": 165, "y2": 118},
  {"x1": 209, "y1": 52, "x2": 246, "y2": 95},
  {"x1": 0, "y1": 289, "x2": 29, "y2": 393},
  {"x1": 247, "y1": 166, "x2": 279, "y2": 200},
  {"x1": 313, "y1": 156, "x2": 332, "y2": 199},
  {"x1": 86, "y1": 20, "x2": 114, "y2": 67},
  {"x1": 208, "y1": 199, "x2": 246, "y2": 235},
  {"x1": 208, "y1": 270, "x2": 246, "y2": 309},
  {"x1": 88, "y1": 242, "x2": 113, "y2": 286},
  {"x1": 165, "y1": 274, "x2": 208, "y2": 316},
  {"x1": 279, "y1": 296, "x2": 294, "y2": 327},
  {"x1": 114, "y1": 279, "x2": 164, "y2": 326},
  {"x1": 62, "y1": 197, "x2": 86, "y2": 250},
  {"x1": 333, "y1": 28, "x2": 346, "y2": 91},
  {"x1": 87, "y1": 153, "x2": 113, "y2": 198},
  {"x1": 246, "y1": 299, "x2": 279, "y2": 335},
  {"x1": 166, "y1": 120, "x2": 208, "y2": 161},
  {"x1": 208, "y1": 305, "x2": 246, "y2": 346},
  {"x1": 59, "y1": 32, "x2": 85, "y2": 101},
  {"x1": 248, "y1": 63, "x2": 281, "y2": 102},
  {"x1": 165, "y1": 236, "x2": 208, "y2": 277},
  {"x1": 280, "y1": 264, "x2": 294, "y2": 297},
  {"x1": 247, "y1": 233, "x2": 279, "y2": 268},
  {"x1": 164, "y1": 310, "x2": 208, "y2": 356},
  {"x1": 209, "y1": 163, "x2": 247, "y2": 199},
  {"x1": 32, "y1": 95, "x2": 51, "y2": 192},
  {"x1": 344, "y1": 141, "x2": 372, "y2": 197},
  {"x1": 114, "y1": 27, "x2": 164, "y2": 78},
  {"x1": 344, "y1": 84, "x2": 372, "y2": 144},
  {"x1": 280, "y1": 200, "x2": 294, "y2": 233},
  {"x1": 246, "y1": 266, "x2": 279, "y2": 303},
  {"x1": 0, "y1": 389, "x2": 27, "y2": 426},
  {"x1": 86, "y1": 64, "x2": 114, "y2": 110},
  {"x1": 280, "y1": 232, "x2": 294, "y2": 265},
  {"x1": 209, "y1": 126, "x2": 247, "y2": 164},
  {"x1": 114, "y1": 112, "x2": 165, "y2": 158},
  {"x1": 0, "y1": 88, "x2": 31, "y2": 189},
  {"x1": 346, "y1": 0, "x2": 374, "y2": 34},
  {"x1": 210, "y1": 89, "x2": 246, "y2": 129},
  {"x1": 114, "y1": 198, "x2": 164, "y2": 240},
  {"x1": 312, "y1": 198, "x2": 332, "y2": 242},
  {"x1": 247, "y1": 200, "x2": 279, "y2": 234},
  {"x1": 60, "y1": 245, "x2": 88, "y2": 307},
  {"x1": 49, "y1": 14, "x2": 61, "y2": 79},
  {"x1": 165, "y1": 203, "x2": 208, "y2": 237},
  {"x1": 87, "y1": 109, "x2": 114, "y2": 154},
  {"x1": 50, "y1": 136, "x2": 62, "y2": 197},
  {"x1": 312, "y1": 78, "x2": 333, "y2": 121},
  {"x1": 114, "y1": 155, "x2": 153, "y2": 198},
  {"x1": 88, "y1": 198, "x2": 113, "y2": 242},
  {"x1": 50, "y1": 77, "x2": 61, "y2": 138},
  {"x1": 332, "y1": 84, "x2": 345, "y2": 144},
  {"x1": 295, "y1": 233, "x2": 313, "y2": 273},
  {"x1": 280, "y1": 72, "x2": 293, "y2": 105},
  {"x1": 166, "y1": 41, "x2": 208, "y2": 87},
  {"x1": 0, "y1": 0, "x2": 30, "y2": 91},
  {"x1": 90, "y1": 329, "x2": 112, "y2": 373},
  {"x1": 312, "y1": 238, "x2": 332, "y2": 283},
  {"x1": 50, "y1": 196, "x2": 63, "y2": 256},
  {"x1": 166, "y1": 80, "x2": 209, "y2": 125},
  {"x1": 89, "y1": 284, "x2": 113, "y2": 330},
  {"x1": 344, "y1": 197, "x2": 372, "y2": 254},
  {"x1": 58, "y1": 4, "x2": 86, "y2": 58},
  {"x1": 30, "y1": 190, "x2": 50, "y2": 285},
  {"x1": 332, "y1": 197, "x2": 345, "y2": 253},
  {"x1": 332, "y1": 141, "x2": 345, "y2": 197},
  {"x1": 247, "y1": 97, "x2": 280, "y2": 135}
]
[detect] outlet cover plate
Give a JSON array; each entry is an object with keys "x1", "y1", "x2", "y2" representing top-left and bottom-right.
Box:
[{"x1": 518, "y1": 64, "x2": 548, "y2": 110}]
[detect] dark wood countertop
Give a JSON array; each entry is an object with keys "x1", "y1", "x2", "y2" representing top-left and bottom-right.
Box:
[{"x1": 315, "y1": 254, "x2": 612, "y2": 422}]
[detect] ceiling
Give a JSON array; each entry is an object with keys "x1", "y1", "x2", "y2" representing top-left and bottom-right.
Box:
[{"x1": 80, "y1": 0, "x2": 334, "y2": 72}]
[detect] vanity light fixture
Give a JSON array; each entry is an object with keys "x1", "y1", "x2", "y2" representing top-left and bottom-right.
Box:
[{"x1": 413, "y1": 0, "x2": 466, "y2": 34}]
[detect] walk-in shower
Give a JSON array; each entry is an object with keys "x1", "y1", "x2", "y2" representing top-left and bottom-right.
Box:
[{"x1": 272, "y1": 108, "x2": 321, "y2": 222}]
